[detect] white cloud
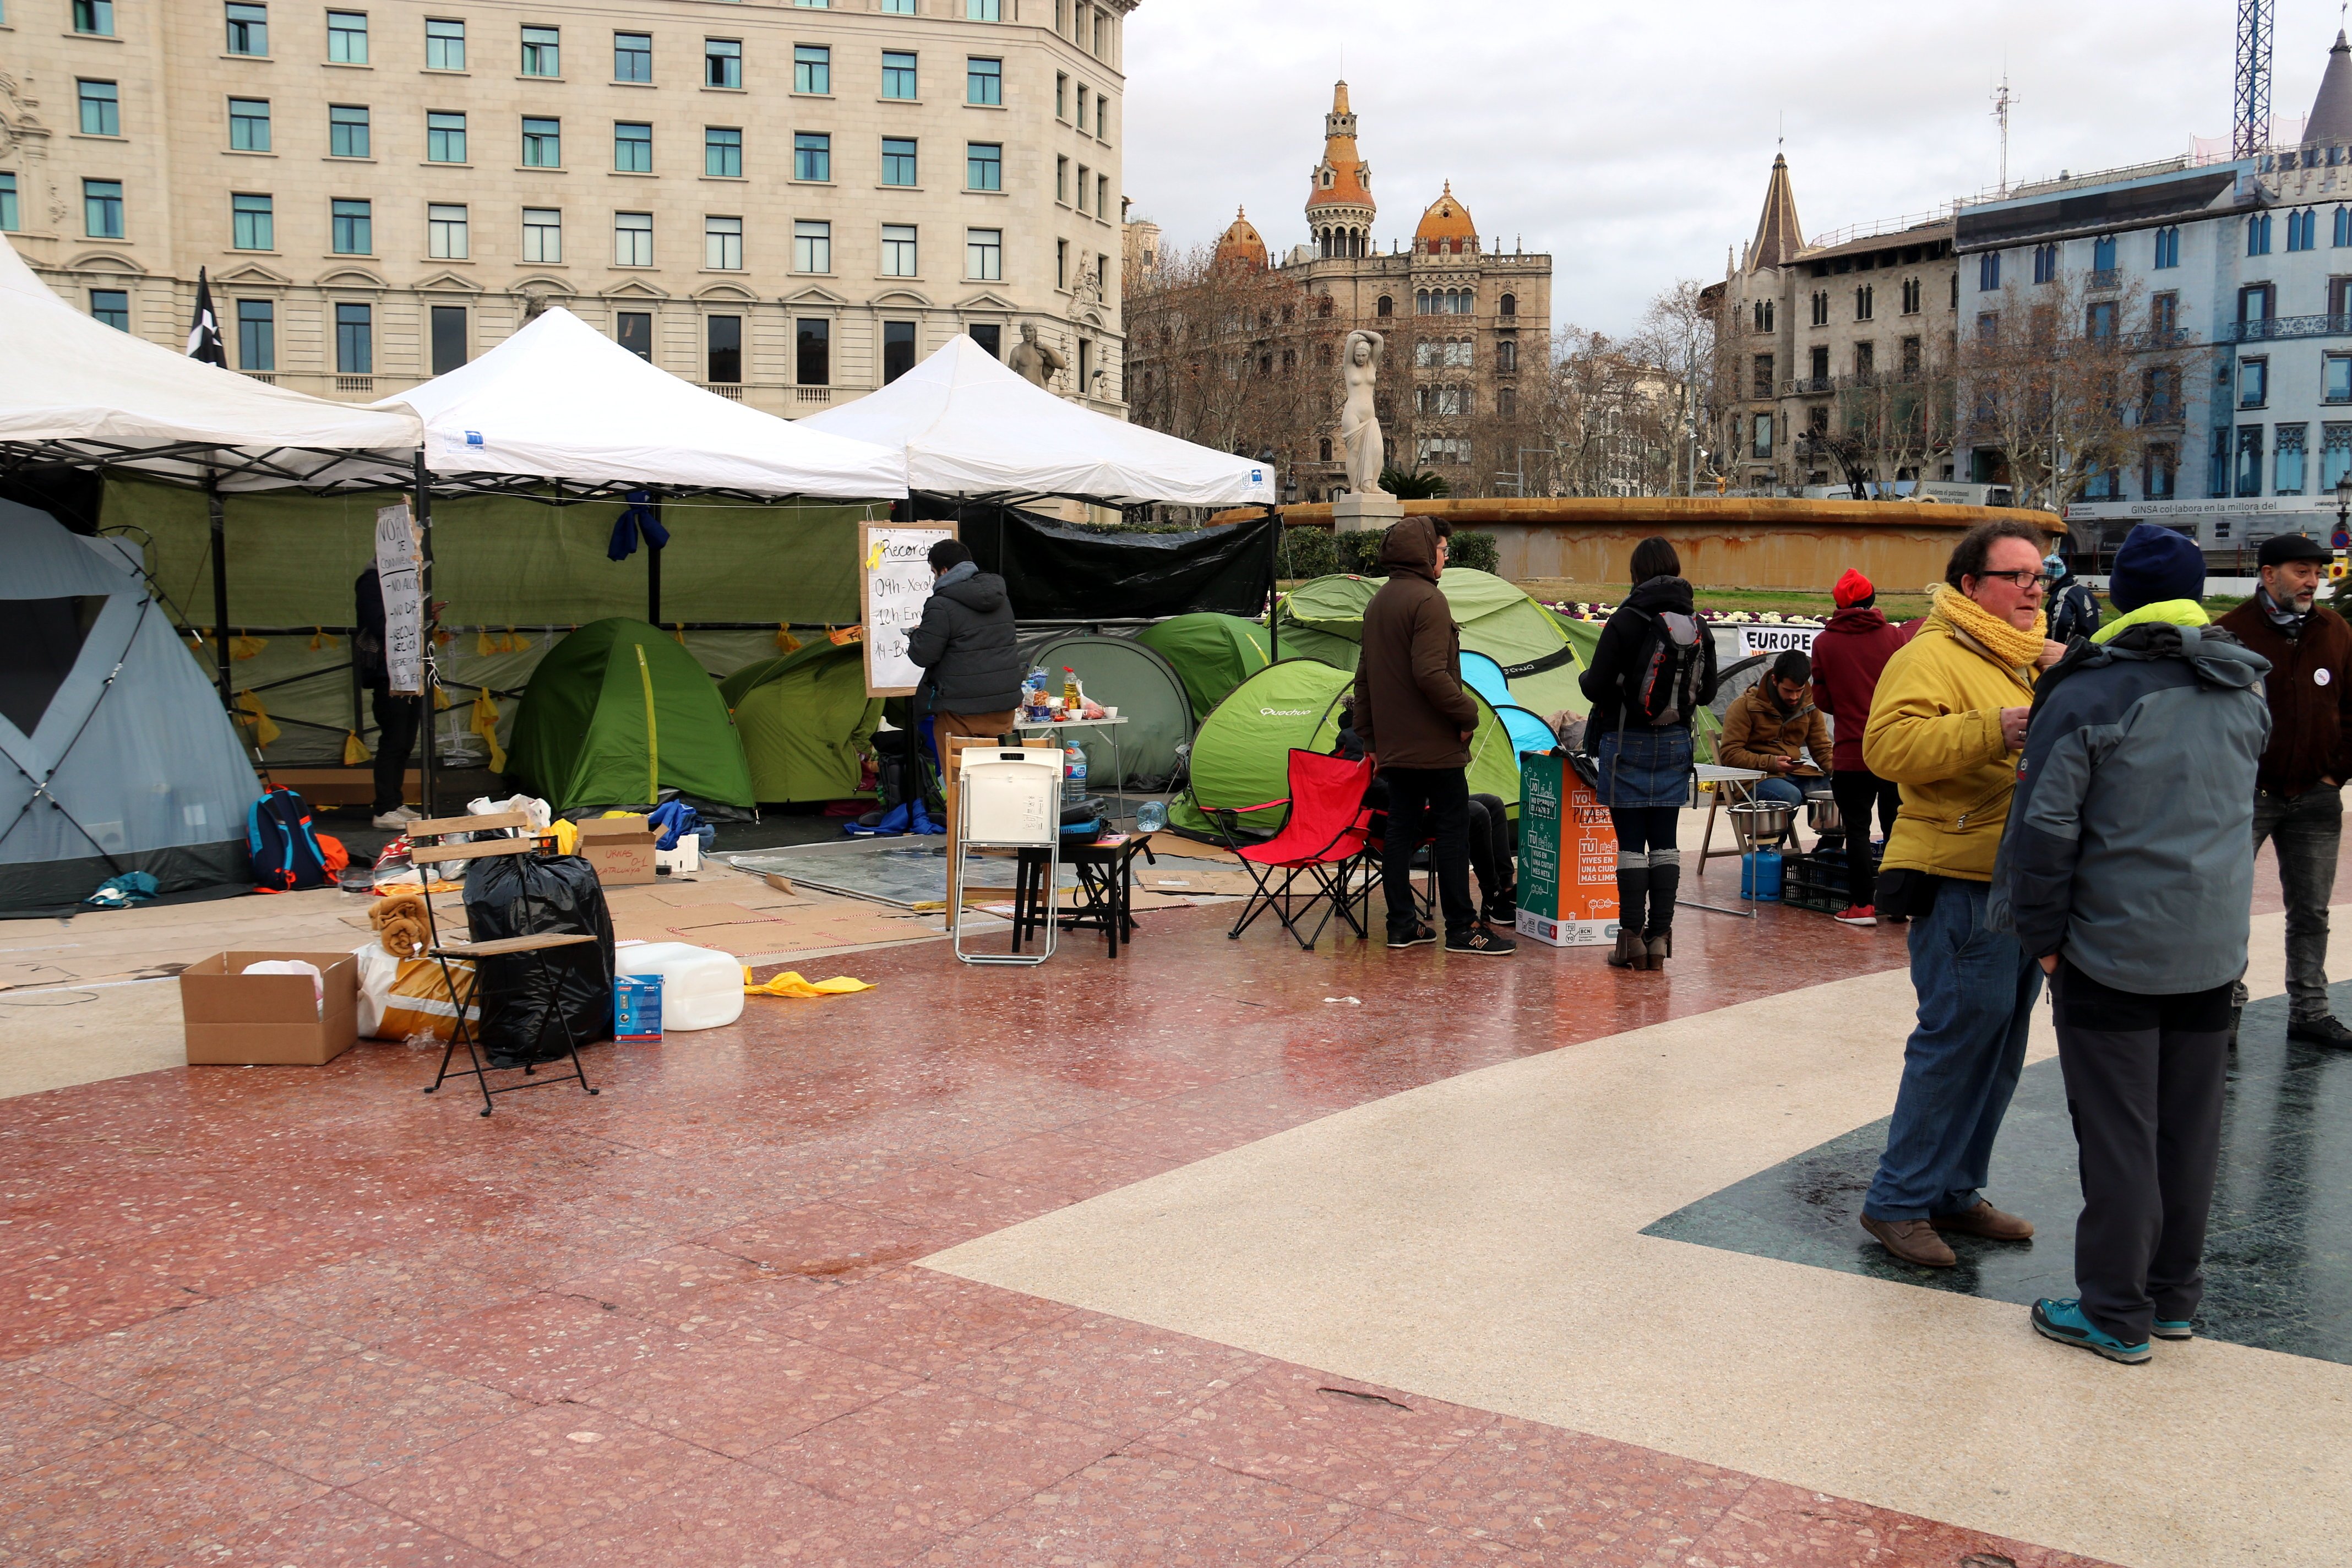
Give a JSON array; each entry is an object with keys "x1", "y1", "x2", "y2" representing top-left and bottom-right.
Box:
[{"x1": 1123, "y1": 0, "x2": 2347, "y2": 334}]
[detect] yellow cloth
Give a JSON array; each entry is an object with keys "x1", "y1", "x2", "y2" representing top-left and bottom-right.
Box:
[
  {"x1": 233, "y1": 690, "x2": 280, "y2": 748},
  {"x1": 230, "y1": 633, "x2": 266, "y2": 660},
  {"x1": 2090, "y1": 598, "x2": 2208, "y2": 644},
  {"x1": 469, "y1": 688, "x2": 507, "y2": 773},
  {"x1": 549, "y1": 819, "x2": 578, "y2": 856},
  {"x1": 775, "y1": 624, "x2": 803, "y2": 654},
  {"x1": 308, "y1": 627, "x2": 340, "y2": 651},
  {"x1": 342, "y1": 728, "x2": 372, "y2": 765},
  {"x1": 432, "y1": 682, "x2": 451, "y2": 711},
  {"x1": 476, "y1": 629, "x2": 500, "y2": 657},
  {"x1": 743, "y1": 967, "x2": 874, "y2": 998},
  {"x1": 1860, "y1": 591, "x2": 2040, "y2": 882}
]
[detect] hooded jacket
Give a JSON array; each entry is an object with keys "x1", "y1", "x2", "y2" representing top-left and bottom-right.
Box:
[
  {"x1": 904, "y1": 560, "x2": 1021, "y2": 715},
  {"x1": 1810, "y1": 605, "x2": 1911, "y2": 771},
  {"x1": 1719, "y1": 683, "x2": 1833, "y2": 776},
  {"x1": 1353, "y1": 519, "x2": 1478, "y2": 770},
  {"x1": 1577, "y1": 574, "x2": 1718, "y2": 733},
  {"x1": 1989, "y1": 622, "x2": 2271, "y2": 993},
  {"x1": 2215, "y1": 597, "x2": 2352, "y2": 796},
  {"x1": 1861, "y1": 592, "x2": 2039, "y2": 881}
]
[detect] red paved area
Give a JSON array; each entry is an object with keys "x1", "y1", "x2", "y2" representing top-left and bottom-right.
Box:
[{"x1": 2, "y1": 894, "x2": 2121, "y2": 1566}]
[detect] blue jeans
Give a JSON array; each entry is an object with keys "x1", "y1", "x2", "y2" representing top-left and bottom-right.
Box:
[
  {"x1": 1754, "y1": 776, "x2": 1804, "y2": 807},
  {"x1": 1863, "y1": 878, "x2": 2042, "y2": 1221}
]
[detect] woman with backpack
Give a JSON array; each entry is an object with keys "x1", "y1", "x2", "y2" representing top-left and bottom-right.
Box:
[{"x1": 1580, "y1": 537, "x2": 1719, "y2": 971}]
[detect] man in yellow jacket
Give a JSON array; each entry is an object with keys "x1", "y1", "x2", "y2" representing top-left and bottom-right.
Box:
[{"x1": 1856, "y1": 519, "x2": 2066, "y2": 1268}]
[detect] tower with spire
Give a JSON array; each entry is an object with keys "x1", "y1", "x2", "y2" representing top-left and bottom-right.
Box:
[
  {"x1": 1306, "y1": 81, "x2": 1376, "y2": 259},
  {"x1": 2306, "y1": 30, "x2": 2352, "y2": 143},
  {"x1": 1747, "y1": 153, "x2": 1805, "y2": 273}
]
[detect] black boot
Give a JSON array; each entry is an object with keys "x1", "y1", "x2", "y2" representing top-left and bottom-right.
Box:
[
  {"x1": 1615, "y1": 857, "x2": 1649, "y2": 941},
  {"x1": 1645, "y1": 855, "x2": 1682, "y2": 938}
]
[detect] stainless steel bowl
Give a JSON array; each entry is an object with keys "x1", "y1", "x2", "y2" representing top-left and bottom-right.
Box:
[
  {"x1": 1729, "y1": 800, "x2": 1796, "y2": 847},
  {"x1": 1807, "y1": 797, "x2": 1842, "y2": 834}
]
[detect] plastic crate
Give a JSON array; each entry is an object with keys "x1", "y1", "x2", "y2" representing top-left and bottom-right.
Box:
[{"x1": 1780, "y1": 852, "x2": 1852, "y2": 916}]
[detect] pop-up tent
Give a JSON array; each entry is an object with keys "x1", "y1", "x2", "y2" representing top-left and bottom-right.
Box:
[
  {"x1": 0, "y1": 501, "x2": 260, "y2": 910},
  {"x1": 1015, "y1": 632, "x2": 1193, "y2": 791},
  {"x1": 507, "y1": 619, "x2": 754, "y2": 812},
  {"x1": 718, "y1": 640, "x2": 882, "y2": 805},
  {"x1": 1137, "y1": 613, "x2": 1272, "y2": 721},
  {"x1": 1461, "y1": 651, "x2": 1561, "y2": 759},
  {"x1": 1277, "y1": 569, "x2": 1588, "y2": 719},
  {"x1": 799, "y1": 334, "x2": 1274, "y2": 507}
]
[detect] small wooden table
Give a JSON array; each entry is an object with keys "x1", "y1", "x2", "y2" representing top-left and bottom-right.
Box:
[{"x1": 1011, "y1": 832, "x2": 1156, "y2": 958}]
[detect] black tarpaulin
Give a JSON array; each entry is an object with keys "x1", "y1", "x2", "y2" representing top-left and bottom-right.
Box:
[{"x1": 910, "y1": 501, "x2": 1277, "y2": 620}]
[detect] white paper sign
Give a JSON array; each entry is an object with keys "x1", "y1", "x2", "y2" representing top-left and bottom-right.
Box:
[
  {"x1": 1736, "y1": 625, "x2": 1820, "y2": 659},
  {"x1": 374, "y1": 503, "x2": 424, "y2": 696},
  {"x1": 861, "y1": 525, "x2": 956, "y2": 696}
]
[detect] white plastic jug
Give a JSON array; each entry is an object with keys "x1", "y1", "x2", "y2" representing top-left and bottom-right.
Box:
[{"x1": 613, "y1": 942, "x2": 743, "y2": 1031}]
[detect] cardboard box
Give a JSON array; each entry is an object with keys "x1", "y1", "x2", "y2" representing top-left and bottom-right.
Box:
[
  {"x1": 181, "y1": 950, "x2": 361, "y2": 1066},
  {"x1": 1515, "y1": 752, "x2": 1619, "y2": 948},
  {"x1": 577, "y1": 814, "x2": 658, "y2": 885}
]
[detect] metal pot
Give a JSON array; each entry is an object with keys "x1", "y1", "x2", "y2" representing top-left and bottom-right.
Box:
[
  {"x1": 1728, "y1": 800, "x2": 1796, "y2": 848},
  {"x1": 1806, "y1": 796, "x2": 1842, "y2": 835}
]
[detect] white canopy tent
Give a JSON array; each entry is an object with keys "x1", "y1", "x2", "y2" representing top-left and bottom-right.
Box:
[
  {"x1": 374, "y1": 306, "x2": 906, "y2": 500},
  {"x1": 797, "y1": 333, "x2": 1275, "y2": 507}
]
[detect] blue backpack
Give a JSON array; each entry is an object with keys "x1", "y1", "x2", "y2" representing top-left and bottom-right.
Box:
[{"x1": 248, "y1": 788, "x2": 329, "y2": 892}]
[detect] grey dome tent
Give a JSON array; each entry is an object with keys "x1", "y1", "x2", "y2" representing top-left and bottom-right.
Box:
[
  {"x1": 0, "y1": 500, "x2": 260, "y2": 911},
  {"x1": 1014, "y1": 633, "x2": 1193, "y2": 791}
]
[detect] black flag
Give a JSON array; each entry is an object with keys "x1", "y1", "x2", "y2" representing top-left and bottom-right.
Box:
[{"x1": 186, "y1": 268, "x2": 227, "y2": 366}]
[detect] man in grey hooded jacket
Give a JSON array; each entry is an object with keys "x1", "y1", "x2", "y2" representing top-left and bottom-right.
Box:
[{"x1": 1990, "y1": 605, "x2": 2271, "y2": 1364}]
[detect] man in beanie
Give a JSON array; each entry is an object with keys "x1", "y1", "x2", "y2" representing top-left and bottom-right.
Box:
[
  {"x1": 1990, "y1": 525, "x2": 2270, "y2": 1362},
  {"x1": 2219, "y1": 532, "x2": 2352, "y2": 1047},
  {"x1": 1812, "y1": 568, "x2": 1912, "y2": 925},
  {"x1": 2045, "y1": 552, "x2": 2103, "y2": 644}
]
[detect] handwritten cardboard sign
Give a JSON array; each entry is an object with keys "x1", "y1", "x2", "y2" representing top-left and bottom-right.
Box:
[
  {"x1": 374, "y1": 503, "x2": 424, "y2": 696},
  {"x1": 861, "y1": 523, "x2": 957, "y2": 697}
]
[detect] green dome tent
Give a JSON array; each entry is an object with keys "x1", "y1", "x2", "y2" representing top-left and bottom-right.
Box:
[
  {"x1": 508, "y1": 619, "x2": 755, "y2": 812},
  {"x1": 1276, "y1": 569, "x2": 1588, "y2": 720},
  {"x1": 1016, "y1": 632, "x2": 1194, "y2": 791},
  {"x1": 1169, "y1": 657, "x2": 1525, "y2": 840},
  {"x1": 1136, "y1": 613, "x2": 1272, "y2": 721},
  {"x1": 718, "y1": 640, "x2": 883, "y2": 805}
]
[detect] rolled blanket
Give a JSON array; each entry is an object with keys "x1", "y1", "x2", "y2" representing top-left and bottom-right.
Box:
[{"x1": 371, "y1": 891, "x2": 432, "y2": 956}]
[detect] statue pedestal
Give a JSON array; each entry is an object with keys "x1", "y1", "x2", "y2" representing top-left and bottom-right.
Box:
[{"x1": 1331, "y1": 492, "x2": 1404, "y2": 535}]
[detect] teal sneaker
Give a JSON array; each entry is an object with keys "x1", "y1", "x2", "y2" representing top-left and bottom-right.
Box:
[
  {"x1": 2032, "y1": 1299, "x2": 2152, "y2": 1364},
  {"x1": 2152, "y1": 1319, "x2": 2195, "y2": 1341}
]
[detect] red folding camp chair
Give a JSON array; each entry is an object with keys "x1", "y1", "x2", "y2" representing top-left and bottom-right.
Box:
[{"x1": 1212, "y1": 749, "x2": 1378, "y2": 950}]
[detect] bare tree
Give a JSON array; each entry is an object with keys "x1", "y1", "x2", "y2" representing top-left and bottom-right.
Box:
[
  {"x1": 1626, "y1": 279, "x2": 1723, "y2": 494},
  {"x1": 1840, "y1": 326, "x2": 1961, "y2": 492},
  {"x1": 1539, "y1": 328, "x2": 1678, "y2": 496}
]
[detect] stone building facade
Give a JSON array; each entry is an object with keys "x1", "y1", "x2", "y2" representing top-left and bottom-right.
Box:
[{"x1": 0, "y1": 0, "x2": 1132, "y2": 416}]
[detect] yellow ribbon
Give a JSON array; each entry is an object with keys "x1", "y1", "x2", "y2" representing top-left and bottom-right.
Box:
[
  {"x1": 432, "y1": 682, "x2": 451, "y2": 711},
  {"x1": 230, "y1": 631, "x2": 266, "y2": 660},
  {"x1": 775, "y1": 624, "x2": 803, "y2": 654},
  {"x1": 308, "y1": 626, "x2": 339, "y2": 651},
  {"x1": 476, "y1": 629, "x2": 499, "y2": 657},
  {"x1": 469, "y1": 688, "x2": 507, "y2": 773},
  {"x1": 742, "y1": 967, "x2": 875, "y2": 998},
  {"x1": 634, "y1": 644, "x2": 659, "y2": 803},
  {"x1": 233, "y1": 690, "x2": 280, "y2": 748},
  {"x1": 342, "y1": 728, "x2": 372, "y2": 765},
  {"x1": 673, "y1": 622, "x2": 688, "y2": 646}
]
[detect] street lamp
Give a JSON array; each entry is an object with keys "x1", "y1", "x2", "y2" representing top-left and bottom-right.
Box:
[{"x1": 2335, "y1": 470, "x2": 2352, "y2": 542}]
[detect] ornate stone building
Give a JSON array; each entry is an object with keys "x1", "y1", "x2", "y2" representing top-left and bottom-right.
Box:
[{"x1": 0, "y1": 0, "x2": 1133, "y2": 417}]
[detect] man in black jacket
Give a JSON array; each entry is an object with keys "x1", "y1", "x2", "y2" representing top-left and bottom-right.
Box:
[{"x1": 905, "y1": 538, "x2": 1021, "y2": 749}]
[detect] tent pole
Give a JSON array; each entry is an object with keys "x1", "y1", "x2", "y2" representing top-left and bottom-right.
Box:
[
  {"x1": 414, "y1": 449, "x2": 437, "y2": 821},
  {"x1": 206, "y1": 475, "x2": 233, "y2": 707},
  {"x1": 1264, "y1": 504, "x2": 1280, "y2": 661},
  {"x1": 647, "y1": 502, "x2": 663, "y2": 625}
]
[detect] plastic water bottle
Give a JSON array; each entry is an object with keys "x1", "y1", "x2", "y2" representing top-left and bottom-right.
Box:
[
  {"x1": 1135, "y1": 799, "x2": 1167, "y2": 833},
  {"x1": 1064, "y1": 743, "x2": 1087, "y2": 801}
]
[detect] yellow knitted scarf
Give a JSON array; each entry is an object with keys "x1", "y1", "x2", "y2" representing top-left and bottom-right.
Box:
[{"x1": 1926, "y1": 581, "x2": 2047, "y2": 671}]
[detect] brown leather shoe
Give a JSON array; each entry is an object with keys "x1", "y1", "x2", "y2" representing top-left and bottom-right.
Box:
[
  {"x1": 1860, "y1": 1215, "x2": 1956, "y2": 1267},
  {"x1": 1930, "y1": 1200, "x2": 2035, "y2": 1241}
]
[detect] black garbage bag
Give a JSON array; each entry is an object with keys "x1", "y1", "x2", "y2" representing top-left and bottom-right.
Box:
[{"x1": 462, "y1": 852, "x2": 615, "y2": 1060}]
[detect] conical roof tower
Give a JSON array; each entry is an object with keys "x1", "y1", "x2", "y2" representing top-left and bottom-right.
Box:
[
  {"x1": 2309, "y1": 31, "x2": 2352, "y2": 144},
  {"x1": 1747, "y1": 154, "x2": 1804, "y2": 273}
]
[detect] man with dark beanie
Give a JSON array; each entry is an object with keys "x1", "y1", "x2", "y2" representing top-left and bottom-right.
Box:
[{"x1": 2219, "y1": 531, "x2": 2352, "y2": 1047}]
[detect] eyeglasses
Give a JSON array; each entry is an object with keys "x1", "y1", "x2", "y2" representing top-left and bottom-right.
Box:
[{"x1": 1977, "y1": 570, "x2": 2053, "y2": 589}]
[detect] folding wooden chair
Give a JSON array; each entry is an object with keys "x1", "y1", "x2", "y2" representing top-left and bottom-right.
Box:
[
  {"x1": 405, "y1": 812, "x2": 601, "y2": 1115},
  {"x1": 1213, "y1": 749, "x2": 1377, "y2": 951}
]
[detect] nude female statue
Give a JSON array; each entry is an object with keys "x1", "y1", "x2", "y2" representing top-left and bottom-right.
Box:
[{"x1": 1340, "y1": 329, "x2": 1387, "y2": 496}]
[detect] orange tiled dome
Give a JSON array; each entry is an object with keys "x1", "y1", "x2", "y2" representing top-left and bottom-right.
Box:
[
  {"x1": 1415, "y1": 183, "x2": 1477, "y2": 249},
  {"x1": 1213, "y1": 206, "x2": 1268, "y2": 270}
]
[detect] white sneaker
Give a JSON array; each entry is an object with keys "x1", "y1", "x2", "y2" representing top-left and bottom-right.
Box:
[
  {"x1": 372, "y1": 810, "x2": 412, "y2": 830},
  {"x1": 390, "y1": 804, "x2": 423, "y2": 822}
]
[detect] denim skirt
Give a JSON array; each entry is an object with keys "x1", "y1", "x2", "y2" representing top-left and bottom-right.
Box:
[{"x1": 1596, "y1": 726, "x2": 1693, "y2": 809}]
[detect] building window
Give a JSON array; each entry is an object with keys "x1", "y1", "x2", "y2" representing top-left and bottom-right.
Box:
[
  {"x1": 2154, "y1": 225, "x2": 2180, "y2": 268},
  {"x1": 614, "y1": 210, "x2": 653, "y2": 266},
  {"x1": 335, "y1": 302, "x2": 372, "y2": 373},
  {"x1": 883, "y1": 319, "x2": 917, "y2": 383},
  {"x1": 1901, "y1": 276, "x2": 1922, "y2": 314},
  {"x1": 237, "y1": 298, "x2": 274, "y2": 369},
  {"x1": 794, "y1": 45, "x2": 830, "y2": 94},
  {"x1": 428, "y1": 202, "x2": 467, "y2": 259},
  {"x1": 704, "y1": 214, "x2": 742, "y2": 270},
  {"x1": 1496, "y1": 339, "x2": 1517, "y2": 372},
  {"x1": 968, "y1": 0, "x2": 1000, "y2": 18},
  {"x1": 1373, "y1": 294, "x2": 1392, "y2": 318},
  {"x1": 520, "y1": 25, "x2": 559, "y2": 77},
  {"x1": 73, "y1": 0, "x2": 115, "y2": 36},
  {"x1": 1097, "y1": 173, "x2": 1109, "y2": 216},
  {"x1": 326, "y1": 10, "x2": 367, "y2": 63},
  {"x1": 793, "y1": 218, "x2": 831, "y2": 272},
  {"x1": 1809, "y1": 344, "x2": 1830, "y2": 382},
  {"x1": 2248, "y1": 213, "x2": 2273, "y2": 256},
  {"x1": 880, "y1": 0, "x2": 916, "y2": 12},
  {"x1": 2237, "y1": 425, "x2": 2265, "y2": 495},
  {"x1": 2290, "y1": 210, "x2": 2318, "y2": 252},
  {"x1": 2152, "y1": 291, "x2": 2178, "y2": 338},
  {"x1": 1901, "y1": 334, "x2": 1922, "y2": 376},
  {"x1": 1978, "y1": 252, "x2": 2001, "y2": 292},
  {"x1": 1055, "y1": 238, "x2": 1066, "y2": 287},
  {"x1": 229, "y1": 97, "x2": 271, "y2": 151},
  {"x1": 2145, "y1": 366, "x2": 2180, "y2": 421},
  {"x1": 89, "y1": 288, "x2": 129, "y2": 330},
  {"x1": 83, "y1": 179, "x2": 124, "y2": 239},
  {"x1": 1751, "y1": 412, "x2": 1773, "y2": 459},
  {"x1": 330, "y1": 197, "x2": 370, "y2": 253},
  {"x1": 525, "y1": 116, "x2": 565, "y2": 168},
  {"x1": 78, "y1": 80, "x2": 120, "y2": 138},
  {"x1": 1750, "y1": 299, "x2": 1771, "y2": 333},
  {"x1": 797, "y1": 318, "x2": 830, "y2": 384},
  {"x1": 425, "y1": 17, "x2": 464, "y2": 70},
  {"x1": 794, "y1": 131, "x2": 831, "y2": 181},
  {"x1": 2083, "y1": 464, "x2": 2119, "y2": 500},
  {"x1": 968, "y1": 56, "x2": 1002, "y2": 106},
  {"x1": 1807, "y1": 289, "x2": 1827, "y2": 326},
  {"x1": 2338, "y1": 209, "x2": 2352, "y2": 248},
  {"x1": 705, "y1": 126, "x2": 742, "y2": 177},
  {"x1": 2090, "y1": 234, "x2": 2116, "y2": 273},
  {"x1": 882, "y1": 137, "x2": 918, "y2": 186},
  {"x1": 616, "y1": 311, "x2": 651, "y2": 360},
  {"x1": 2031, "y1": 243, "x2": 2057, "y2": 284},
  {"x1": 0, "y1": 173, "x2": 16, "y2": 232},
  {"x1": 706, "y1": 314, "x2": 742, "y2": 382},
  {"x1": 1056, "y1": 72, "x2": 1068, "y2": 118},
  {"x1": 2278, "y1": 422, "x2": 2310, "y2": 494},
  {"x1": 1854, "y1": 341, "x2": 1875, "y2": 378},
  {"x1": 2144, "y1": 444, "x2": 2175, "y2": 499},
  {"x1": 1076, "y1": 84, "x2": 1088, "y2": 130},
  {"x1": 967, "y1": 141, "x2": 1001, "y2": 190},
  {"x1": 426, "y1": 110, "x2": 465, "y2": 162},
  {"x1": 884, "y1": 51, "x2": 918, "y2": 99},
  {"x1": 2241, "y1": 357, "x2": 2268, "y2": 408},
  {"x1": 522, "y1": 207, "x2": 561, "y2": 263},
  {"x1": 614, "y1": 31, "x2": 652, "y2": 82},
  {"x1": 612, "y1": 121, "x2": 649, "y2": 172},
  {"x1": 1751, "y1": 353, "x2": 1773, "y2": 399},
  {"x1": 2329, "y1": 353, "x2": 2352, "y2": 404},
  {"x1": 970, "y1": 323, "x2": 1000, "y2": 358},
  {"x1": 1977, "y1": 311, "x2": 1999, "y2": 342},
  {"x1": 329, "y1": 104, "x2": 369, "y2": 159},
  {"x1": 967, "y1": 226, "x2": 1002, "y2": 280},
  {"x1": 705, "y1": 38, "x2": 742, "y2": 89},
  {"x1": 231, "y1": 192, "x2": 273, "y2": 249},
  {"x1": 2327, "y1": 423, "x2": 2352, "y2": 491},
  {"x1": 225, "y1": 3, "x2": 267, "y2": 55},
  {"x1": 881, "y1": 223, "x2": 918, "y2": 275},
  {"x1": 1055, "y1": 155, "x2": 1068, "y2": 202},
  {"x1": 2086, "y1": 300, "x2": 2116, "y2": 340},
  {"x1": 1854, "y1": 284, "x2": 1874, "y2": 320},
  {"x1": 2240, "y1": 283, "x2": 2276, "y2": 325},
  {"x1": 429, "y1": 304, "x2": 466, "y2": 374}
]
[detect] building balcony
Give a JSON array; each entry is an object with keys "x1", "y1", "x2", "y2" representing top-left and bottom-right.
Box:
[
  {"x1": 2220, "y1": 314, "x2": 2352, "y2": 344},
  {"x1": 2089, "y1": 268, "x2": 2121, "y2": 292}
]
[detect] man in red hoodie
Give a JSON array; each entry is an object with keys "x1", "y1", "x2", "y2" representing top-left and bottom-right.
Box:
[{"x1": 1811, "y1": 568, "x2": 1912, "y2": 925}]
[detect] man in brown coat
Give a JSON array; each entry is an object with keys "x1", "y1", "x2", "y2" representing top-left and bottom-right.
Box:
[
  {"x1": 2219, "y1": 532, "x2": 2352, "y2": 1046},
  {"x1": 1354, "y1": 518, "x2": 1515, "y2": 956},
  {"x1": 1719, "y1": 649, "x2": 1836, "y2": 806}
]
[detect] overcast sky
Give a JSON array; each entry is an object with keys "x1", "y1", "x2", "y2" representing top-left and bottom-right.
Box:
[{"x1": 1123, "y1": 0, "x2": 2352, "y2": 337}]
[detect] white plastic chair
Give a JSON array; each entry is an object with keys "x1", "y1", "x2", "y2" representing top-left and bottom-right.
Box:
[{"x1": 954, "y1": 748, "x2": 1062, "y2": 966}]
